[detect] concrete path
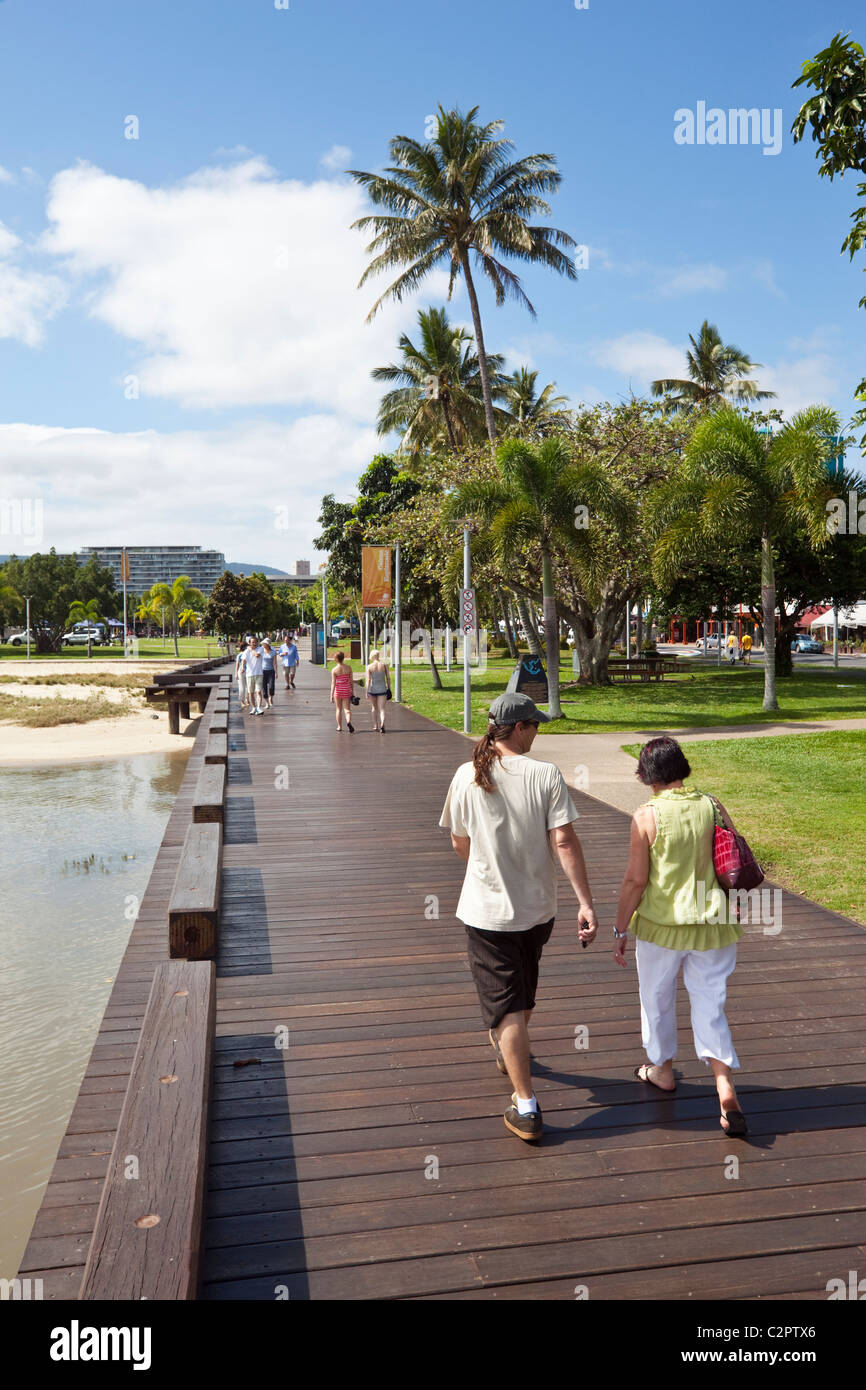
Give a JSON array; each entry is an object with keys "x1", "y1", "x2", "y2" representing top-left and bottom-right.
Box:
[{"x1": 535, "y1": 717, "x2": 866, "y2": 815}]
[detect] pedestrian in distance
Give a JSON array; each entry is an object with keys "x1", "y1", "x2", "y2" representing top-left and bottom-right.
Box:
[
  {"x1": 614, "y1": 735, "x2": 747, "y2": 1136},
  {"x1": 439, "y1": 692, "x2": 599, "y2": 1143},
  {"x1": 279, "y1": 633, "x2": 299, "y2": 689},
  {"x1": 330, "y1": 650, "x2": 355, "y2": 732},
  {"x1": 261, "y1": 639, "x2": 276, "y2": 708},
  {"x1": 365, "y1": 648, "x2": 390, "y2": 733},
  {"x1": 235, "y1": 643, "x2": 249, "y2": 710},
  {"x1": 242, "y1": 636, "x2": 265, "y2": 715},
  {"x1": 727, "y1": 633, "x2": 738, "y2": 665},
  {"x1": 741, "y1": 632, "x2": 753, "y2": 665}
]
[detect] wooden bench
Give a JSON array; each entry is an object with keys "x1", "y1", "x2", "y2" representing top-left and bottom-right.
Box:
[
  {"x1": 205, "y1": 733, "x2": 227, "y2": 765},
  {"x1": 78, "y1": 959, "x2": 215, "y2": 1300},
  {"x1": 169, "y1": 822, "x2": 222, "y2": 959},
  {"x1": 193, "y1": 762, "x2": 226, "y2": 824}
]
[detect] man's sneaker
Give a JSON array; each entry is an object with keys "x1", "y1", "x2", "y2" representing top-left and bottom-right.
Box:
[
  {"x1": 489, "y1": 1028, "x2": 508, "y2": 1075},
  {"x1": 504, "y1": 1095, "x2": 543, "y2": 1143}
]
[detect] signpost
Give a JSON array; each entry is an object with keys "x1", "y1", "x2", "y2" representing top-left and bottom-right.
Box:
[
  {"x1": 462, "y1": 527, "x2": 472, "y2": 734},
  {"x1": 121, "y1": 548, "x2": 130, "y2": 656}
]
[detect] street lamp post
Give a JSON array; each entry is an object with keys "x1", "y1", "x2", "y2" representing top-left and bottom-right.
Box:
[
  {"x1": 25, "y1": 595, "x2": 32, "y2": 661},
  {"x1": 394, "y1": 542, "x2": 402, "y2": 702}
]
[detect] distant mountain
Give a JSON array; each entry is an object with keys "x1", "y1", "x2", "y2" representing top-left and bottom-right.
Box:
[{"x1": 226, "y1": 562, "x2": 292, "y2": 578}]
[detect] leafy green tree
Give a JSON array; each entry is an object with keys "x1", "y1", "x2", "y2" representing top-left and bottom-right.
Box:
[
  {"x1": 373, "y1": 306, "x2": 507, "y2": 453},
  {"x1": 652, "y1": 321, "x2": 776, "y2": 415},
  {"x1": 792, "y1": 33, "x2": 866, "y2": 444},
  {"x1": 0, "y1": 582, "x2": 23, "y2": 630},
  {"x1": 350, "y1": 105, "x2": 577, "y2": 446},
  {"x1": 0, "y1": 551, "x2": 118, "y2": 652},
  {"x1": 651, "y1": 406, "x2": 842, "y2": 710},
  {"x1": 202, "y1": 571, "x2": 251, "y2": 645},
  {"x1": 444, "y1": 436, "x2": 623, "y2": 717}
]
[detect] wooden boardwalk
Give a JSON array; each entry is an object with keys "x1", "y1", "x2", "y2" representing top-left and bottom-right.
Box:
[{"x1": 18, "y1": 660, "x2": 866, "y2": 1300}]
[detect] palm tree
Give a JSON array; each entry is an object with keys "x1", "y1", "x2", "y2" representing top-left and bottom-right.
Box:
[
  {"x1": 652, "y1": 321, "x2": 776, "y2": 414},
  {"x1": 444, "y1": 436, "x2": 606, "y2": 717},
  {"x1": 651, "y1": 405, "x2": 840, "y2": 711},
  {"x1": 350, "y1": 105, "x2": 578, "y2": 447},
  {"x1": 178, "y1": 607, "x2": 201, "y2": 638},
  {"x1": 373, "y1": 306, "x2": 507, "y2": 453},
  {"x1": 146, "y1": 576, "x2": 206, "y2": 657},
  {"x1": 503, "y1": 367, "x2": 569, "y2": 433},
  {"x1": 67, "y1": 598, "x2": 106, "y2": 659}
]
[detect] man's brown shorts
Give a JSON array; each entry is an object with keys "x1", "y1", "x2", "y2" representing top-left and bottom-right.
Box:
[{"x1": 464, "y1": 918, "x2": 555, "y2": 1029}]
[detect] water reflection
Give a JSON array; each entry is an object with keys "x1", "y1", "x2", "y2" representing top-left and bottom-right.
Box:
[{"x1": 0, "y1": 751, "x2": 188, "y2": 1277}]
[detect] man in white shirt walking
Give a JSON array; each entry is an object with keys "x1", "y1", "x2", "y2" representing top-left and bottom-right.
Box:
[
  {"x1": 439, "y1": 693, "x2": 598, "y2": 1142},
  {"x1": 242, "y1": 636, "x2": 265, "y2": 715}
]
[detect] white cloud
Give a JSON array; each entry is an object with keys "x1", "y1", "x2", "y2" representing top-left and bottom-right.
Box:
[
  {"x1": 592, "y1": 331, "x2": 685, "y2": 385},
  {"x1": 0, "y1": 220, "x2": 67, "y2": 346},
  {"x1": 0, "y1": 415, "x2": 379, "y2": 563},
  {"x1": 40, "y1": 156, "x2": 450, "y2": 416},
  {"x1": 758, "y1": 353, "x2": 841, "y2": 419},
  {"x1": 657, "y1": 263, "x2": 727, "y2": 296},
  {"x1": 320, "y1": 144, "x2": 352, "y2": 172},
  {"x1": 0, "y1": 165, "x2": 15, "y2": 184}
]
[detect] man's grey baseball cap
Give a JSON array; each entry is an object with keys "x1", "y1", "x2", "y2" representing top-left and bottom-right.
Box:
[{"x1": 488, "y1": 692, "x2": 550, "y2": 725}]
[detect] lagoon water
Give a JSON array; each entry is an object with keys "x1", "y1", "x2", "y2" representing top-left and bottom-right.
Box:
[{"x1": 0, "y1": 751, "x2": 188, "y2": 1278}]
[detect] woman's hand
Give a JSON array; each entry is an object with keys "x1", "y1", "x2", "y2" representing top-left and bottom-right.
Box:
[{"x1": 613, "y1": 933, "x2": 628, "y2": 968}]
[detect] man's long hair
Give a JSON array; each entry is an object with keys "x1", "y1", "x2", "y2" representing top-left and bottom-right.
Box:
[{"x1": 472, "y1": 723, "x2": 517, "y2": 792}]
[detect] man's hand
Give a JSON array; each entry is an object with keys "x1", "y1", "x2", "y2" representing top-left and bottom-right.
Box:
[
  {"x1": 613, "y1": 933, "x2": 628, "y2": 968},
  {"x1": 577, "y1": 906, "x2": 598, "y2": 947}
]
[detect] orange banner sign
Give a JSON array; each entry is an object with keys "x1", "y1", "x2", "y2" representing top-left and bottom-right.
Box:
[{"x1": 362, "y1": 546, "x2": 392, "y2": 608}]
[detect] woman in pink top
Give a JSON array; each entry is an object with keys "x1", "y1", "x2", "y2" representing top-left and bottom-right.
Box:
[{"x1": 330, "y1": 650, "x2": 355, "y2": 733}]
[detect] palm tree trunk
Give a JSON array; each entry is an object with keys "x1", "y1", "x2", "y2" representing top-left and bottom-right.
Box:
[
  {"x1": 459, "y1": 251, "x2": 497, "y2": 450},
  {"x1": 428, "y1": 610, "x2": 443, "y2": 689},
  {"x1": 498, "y1": 586, "x2": 518, "y2": 659},
  {"x1": 441, "y1": 398, "x2": 458, "y2": 451},
  {"x1": 761, "y1": 532, "x2": 778, "y2": 711},
  {"x1": 173, "y1": 619, "x2": 180, "y2": 659},
  {"x1": 542, "y1": 552, "x2": 562, "y2": 718},
  {"x1": 515, "y1": 595, "x2": 543, "y2": 657}
]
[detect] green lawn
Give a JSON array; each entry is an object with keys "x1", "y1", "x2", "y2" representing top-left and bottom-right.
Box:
[
  {"x1": 381, "y1": 658, "x2": 866, "y2": 736},
  {"x1": 0, "y1": 637, "x2": 222, "y2": 661},
  {"x1": 623, "y1": 731, "x2": 866, "y2": 925}
]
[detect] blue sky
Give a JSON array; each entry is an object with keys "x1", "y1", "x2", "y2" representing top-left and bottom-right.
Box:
[{"x1": 0, "y1": 0, "x2": 861, "y2": 568}]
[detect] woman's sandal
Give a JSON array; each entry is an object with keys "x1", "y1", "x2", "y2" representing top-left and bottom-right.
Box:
[
  {"x1": 720, "y1": 1105, "x2": 748, "y2": 1137},
  {"x1": 634, "y1": 1063, "x2": 677, "y2": 1093}
]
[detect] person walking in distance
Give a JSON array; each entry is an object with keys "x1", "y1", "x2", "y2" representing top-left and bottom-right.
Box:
[
  {"x1": 741, "y1": 631, "x2": 752, "y2": 665},
  {"x1": 242, "y1": 636, "x2": 265, "y2": 715},
  {"x1": 365, "y1": 648, "x2": 390, "y2": 733},
  {"x1": 330, "y1": 650, "x2": 355, "y2": 732},
  {"x1": 235, "y1": 641, "x2": 249, "y2": 711},
  {"x1": 439, "y1": 693, "x2": 599, "y2": 1142},
  {"x1": 279, "y1": 633, "x2": 299, "y2": 689},
  {"x1": 261, "y1": 639, "x2": 276, "y2": 709}
]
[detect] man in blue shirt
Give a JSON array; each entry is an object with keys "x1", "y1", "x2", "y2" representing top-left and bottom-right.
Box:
[{"x1": 279, "y1": 635, "x2": 299, "y2": 689}]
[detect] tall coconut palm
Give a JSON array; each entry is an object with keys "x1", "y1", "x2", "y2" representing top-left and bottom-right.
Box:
[
  {"x1": 651, "y1": 405, "x2": 840, "y2": 711},
  {"x1": 350, "y1": 105, "x2": 578, "y2": 448},
  {"x1": 373, "y1": 306, "x2": 507, "y2": 453},
  {"x1": 652, "y1": 321, "x2": 776, "y2": 415},
  {"x1": 146, "y1": 576, "x2": 206, "y2": 658},
  {"x1": 443, "y1": 436, "x2": 612, "y2": 717},
  {"x1": 503, "y1": 367, "x2": 569, "y2": 433}
]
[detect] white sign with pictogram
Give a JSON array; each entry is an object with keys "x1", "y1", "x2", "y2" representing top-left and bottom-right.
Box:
[{"x1": 460, "y1": 588, "x2": 476, "y2": 634}]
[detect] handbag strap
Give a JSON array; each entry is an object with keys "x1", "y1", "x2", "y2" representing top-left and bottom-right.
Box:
[{"x1": 705, "y1": 794, "x2": 730, "y2": 830}]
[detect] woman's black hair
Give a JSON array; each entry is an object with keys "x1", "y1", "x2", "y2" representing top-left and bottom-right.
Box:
[{"x1": 636, "y1": 736, "x2": 691, "y2": 786}]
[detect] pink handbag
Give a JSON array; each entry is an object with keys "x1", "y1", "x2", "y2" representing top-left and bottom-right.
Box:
[{"x1": 706, "y1": 796, "x2": 764, "y2": 891}]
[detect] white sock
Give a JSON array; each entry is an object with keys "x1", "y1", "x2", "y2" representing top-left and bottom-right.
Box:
[{"x1": 515, "y1": 1095, "x2": 538, "y2": 1116}]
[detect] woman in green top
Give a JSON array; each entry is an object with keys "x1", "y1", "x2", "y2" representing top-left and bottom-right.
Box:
[{"x1": 614, "y1": 736, "x2": 747, "y2": 1137}]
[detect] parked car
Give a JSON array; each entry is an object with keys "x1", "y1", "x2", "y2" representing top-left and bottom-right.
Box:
[
  {"x1": 694, "y1": 635, "x2": 723, "y2": 651},
  {"x1": 62, "y1": 625, "x2": 108, "y2": 647},
  {"x1": 5, "y1": 629, "x2": 37, "y2": 646},
  {"x1": 791, "y1": 636, "x2": 824, "y2": 654}
]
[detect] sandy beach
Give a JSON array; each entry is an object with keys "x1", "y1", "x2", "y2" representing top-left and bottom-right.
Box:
[{"x1": 0, "y1": 660, "x2": 201, "y2": 766}]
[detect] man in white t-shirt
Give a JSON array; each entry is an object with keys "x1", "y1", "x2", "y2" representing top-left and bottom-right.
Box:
[
  {"x1": 241, "y1": 636, "x2": 265, "y2": 714},
  {"x1": 439, "y1": 692, "x2": 598, "y2": 1142}
]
